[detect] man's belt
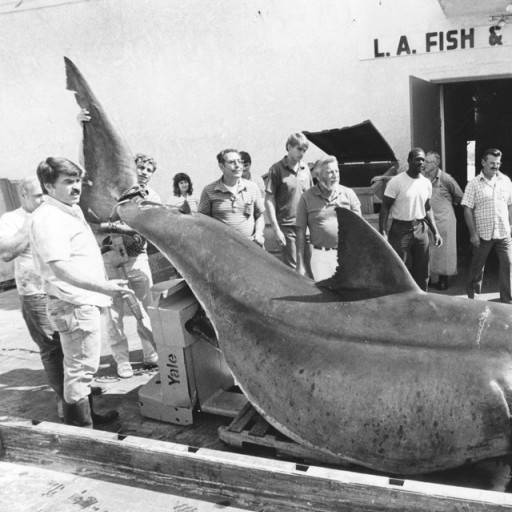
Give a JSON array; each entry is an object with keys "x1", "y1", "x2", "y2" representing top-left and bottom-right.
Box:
[
  {"x1": 392, "y1": 218, "x2": 425, "y2": 226},
  {"x1": 313, "y1": 245, "x2": 337, "y2": 251}
]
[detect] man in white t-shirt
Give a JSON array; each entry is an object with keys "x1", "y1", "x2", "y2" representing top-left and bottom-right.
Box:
[
  {"x1": 30, "y1": 157, "x2": 133, "y2": 428},
  {"x1": 0, "y1": 178, "x2": 65, "y2": 412},
  {"x1": 379, "y1": 148, "x2": 442, "y2": 291}
]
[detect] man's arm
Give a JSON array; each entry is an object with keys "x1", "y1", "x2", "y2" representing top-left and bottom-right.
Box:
[
  {"x1": 0, "y1": 215, "x2": 29, "y2": 262},
  {"x1": 253, "y1": 215, "x2": 265, "y2": 246},
  {"x1": 49, "y1": 260, "x2": 133, "y2": 297},
  {"x1": 264, "y1": 192, "x2": 286, "y2": 246},
  {"x1": 295, "y1": 227, "x2": 307, "y2": 276},
  {"x1": 379, "y1": 195, "x2": 394, "y2": 237},
  {"x1": 425, "y1": 199, "x2": 442, "y2": 247},
  {"x1": 508, "y1": 204, "x2": 512, "y2": 232},
  {"x1": 463, "y1": 206, "x2": 480, "y2": 248}
]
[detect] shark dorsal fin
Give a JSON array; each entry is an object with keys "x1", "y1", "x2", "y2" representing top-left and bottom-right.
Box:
[{"x1": 318, "y1": 207, "x2": 420, "y2": 300}]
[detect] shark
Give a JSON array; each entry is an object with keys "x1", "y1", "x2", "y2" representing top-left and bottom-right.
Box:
[{"x1": 65, "y1": 56, "x2": 512, "y2": 475}]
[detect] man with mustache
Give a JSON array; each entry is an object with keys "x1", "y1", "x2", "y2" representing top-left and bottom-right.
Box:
[
  {"x1": 462, "y1": 148, "x2": 512, "y2": 303},
  {"x1": 30, "y1": 157, "x2": 133, "y2": 428}
]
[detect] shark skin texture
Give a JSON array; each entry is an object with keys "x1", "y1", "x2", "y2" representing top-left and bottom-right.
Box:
[
  {"x1": 64, "y1": 57, "x2": 137, "y2": 223},
  {"x1": 117, "y1": 200, "x2": 512, "y2": 476},
  {"x1": 65, "y1": 56, "x2": 512, "y2": 475}
]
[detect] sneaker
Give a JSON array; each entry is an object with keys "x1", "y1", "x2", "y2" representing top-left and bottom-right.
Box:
[
  {"x1": 117, "y1": 362, "x2": 134, "y2": 379},
  {"x1": 143, "y1": 353, "x2": 159, "y2": 367}
]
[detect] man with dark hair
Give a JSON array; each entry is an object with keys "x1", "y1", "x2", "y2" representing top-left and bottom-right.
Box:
[
  {"x1": 379, "y1": 147, "x2": 442, "y2": 291},
  {"x1": 265, "y1": 133, "x2": 312, "y2": 270},
  {"x1": 199, "y1": 149, "x2": 265, "y2": 245},
  {"x1": 30, "y1": 157, "x2": 131, "y2": 428},
  {"x1": 462, "y1": 148, "x2": 512, "y2": 302}
]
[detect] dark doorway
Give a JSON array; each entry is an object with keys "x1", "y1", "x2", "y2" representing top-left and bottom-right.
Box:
[{"x1": 443, "y1": 78, "x2": 512, "y2": 188}]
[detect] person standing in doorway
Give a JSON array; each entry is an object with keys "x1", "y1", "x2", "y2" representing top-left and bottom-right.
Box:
[
  {"x1": 423, "y1": 151, "x2": 463, "y2": 290},
  {"x1": 462, "y1": 148, "x2": 512, "y2": 303}
]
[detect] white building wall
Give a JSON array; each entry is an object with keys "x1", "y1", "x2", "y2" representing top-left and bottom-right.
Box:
[{"x1": 0, "y1": 0, "x2": 511, "y2": 196}]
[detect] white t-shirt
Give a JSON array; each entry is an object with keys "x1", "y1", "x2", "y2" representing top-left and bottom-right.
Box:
[
  {"x1": 30, "y1": 196, "x2": 111, "y2": 307},
  {"x1": 384, "y1": 172, "x2": 432, "y2": 221},
  {"x1": 0, "y1": 207, "x2": 44, "y2": 296}
]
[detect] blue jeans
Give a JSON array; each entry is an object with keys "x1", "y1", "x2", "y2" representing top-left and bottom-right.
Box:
[
  {"x1": 47, "y1": 298, "x2": 102, "y2": 403},
  {"x1": 388, "y1": 220, "x2": 430, "y2": 291},
  {"x1": 467, "y1": 237, "x2": 512, "y2": 303},
  {"x1": 103, "y1": 254, "x2": 157, "y2": 364},
  {"x1": 21, "y1": 293, "x2": 63, "y2": 399},
  {"x1": 279, "y1": 225, "x2": 312, "y2": 277}
]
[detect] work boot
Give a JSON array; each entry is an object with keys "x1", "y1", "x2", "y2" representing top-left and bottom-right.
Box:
[
  {"x1": 88, "y1": 394, "x2": 119, "y2": 427},
  {"x1": 63, "y1": 397, "x2": 93, "y2": 428},
  {"x1": 90, "y1": 385, "x2": 106, "y2": 396}
]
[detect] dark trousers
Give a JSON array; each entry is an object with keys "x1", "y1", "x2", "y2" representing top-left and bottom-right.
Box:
[
  {"x1": 21, "y1": 293, "x2": 64, "y2": 399},
  {"x1": 279, "y1": 224, "x2": 313, "y2": 277},
  {"x1": 388, "y1": 220, "x2": 430, "y2": 291},
  {"x1": 467, "y1": 237, "x2": 512, "y2": 303}
]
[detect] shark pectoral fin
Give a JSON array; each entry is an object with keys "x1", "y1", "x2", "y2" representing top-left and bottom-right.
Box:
[{"x1": 317, "y1": 207, "x2": 420, "y2": 300}]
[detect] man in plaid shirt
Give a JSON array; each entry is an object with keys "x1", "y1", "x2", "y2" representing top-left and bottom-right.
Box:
[{"x1": 462, "y1": 148, "x2": 512, "y2": 303}]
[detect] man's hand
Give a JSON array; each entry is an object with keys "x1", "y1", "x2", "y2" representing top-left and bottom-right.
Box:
[
  {"x1": 274, "y1": 227, "x2": 286, "y2": 247},
  {"x1": 77, "y1": 108, "x2": 91, "y2": 124},
  {"x1": 296, "y1": 262, "x2": 306, "y2": 276},
  {"x1": 469, "y1": 233, "x2": 480, "y2": 248},
  {"x1": 253, "y1": 231, "x2": 265, "y2": 247},
  {"x1": 433, "y1": 233, "x2": 443, "y2": 247},
  {"x1": 102, "y1": 279, "x2": 135, "y2": 297}
]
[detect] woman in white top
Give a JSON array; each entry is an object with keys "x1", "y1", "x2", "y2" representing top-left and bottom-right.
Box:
[{"x1": 168, "y1": 172, "x2": 198, "y2": 213}]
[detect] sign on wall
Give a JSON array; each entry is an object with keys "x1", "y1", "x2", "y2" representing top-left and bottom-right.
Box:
[{"x1": 362, "y1": 23, "x2": 511, "y2": 60}]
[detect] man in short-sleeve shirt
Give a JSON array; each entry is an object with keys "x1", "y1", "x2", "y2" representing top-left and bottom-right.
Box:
[
  {"x1": 0, "y1": 177, "x2": 64, "y2": 414},
  {"x1": 30, "y1": 157, "x2": 132, "y2": 428},
  {"x1": 199, "y1": 149, "x2": 265, "y2": 244},
  {"x1": 379, "y1": 148, "x2": 442, "y2": 291},
  {"x1": 296, "y1": 157, "x2": 361, "y2": 281},
  {"x1": 461, "y1": 148, "x2": 512, "y2": 302},
  {"x1": 265, "y1": 133, "x2": 313, "y2": 269}
]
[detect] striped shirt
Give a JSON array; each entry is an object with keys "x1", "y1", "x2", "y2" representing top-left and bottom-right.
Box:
[
  {"x1": 461, "y1": 172, "x2": 512, "y2": 240},
  {"x1": 199, "y1": 178, "x2": 265, "y2": 238}
]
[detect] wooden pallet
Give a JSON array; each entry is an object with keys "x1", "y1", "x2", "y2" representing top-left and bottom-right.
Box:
[{"x1": 218, "y1": 402, "x2": 348, "y2": 466}]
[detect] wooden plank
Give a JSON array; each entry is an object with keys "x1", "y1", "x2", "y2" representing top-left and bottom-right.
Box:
[
  {"x1": 248, "y1": 415, "x2": 269, "y2": 437},
  {"x1": 0, "y1": 461, "x2": 252, "y2": 512},
  {"x1": 227, "y1": 402, "x2": 256, "y2": 433},
  {"x1": 1, "y1": 416, "x2": 512, "y2": 512}
]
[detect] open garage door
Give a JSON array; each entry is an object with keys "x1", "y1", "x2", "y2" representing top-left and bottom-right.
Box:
[{"x1": 410, "y1": 76, "x2": 442, "y2": 154}]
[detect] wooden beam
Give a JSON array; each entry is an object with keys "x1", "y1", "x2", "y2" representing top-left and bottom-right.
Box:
[{"x1": 1, "y1": 416, "x2": 512, "y2": 512}]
